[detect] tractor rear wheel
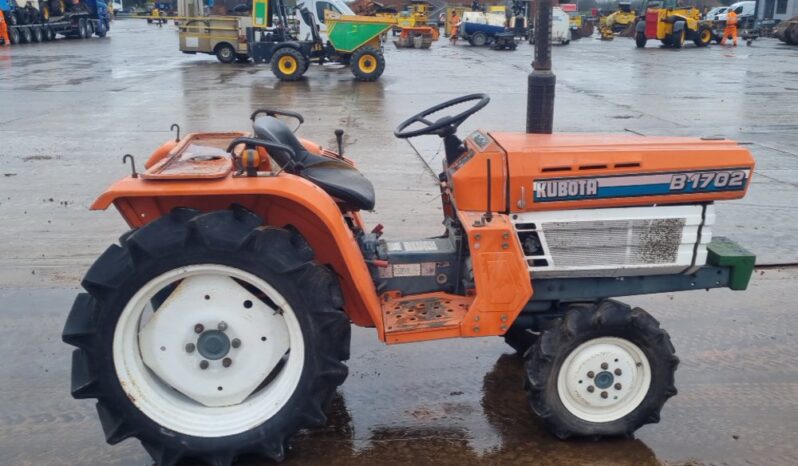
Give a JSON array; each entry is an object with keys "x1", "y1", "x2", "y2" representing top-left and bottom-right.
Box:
[
  {"x1": 215, "y1": 42, "x2": 236, "y2": 64},
  {"x1": 271, "y1": 48, "x2": 307, "y2": 81},
  {"x1": 351, "y1": 46, "x2": 385, "y2": 81},
  {"x1": 524, "y1": 300, "x2": 678, "y2": 439},
  {"x1": 694, "y1": 25, "x2": 712, "y2": 46},
  {"x1": 62, "y1": 208, "x2": 351, "y2": 465},
  {"x1": 635, "y1": 32, "x2": 647, "y2": 48}
]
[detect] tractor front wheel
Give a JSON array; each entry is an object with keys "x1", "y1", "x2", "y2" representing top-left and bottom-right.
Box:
[
  {"x1": 62, "y1": 208, "x2": 351, "y2": 465},
  {"x1": 351, "y1": 46, "x2": 385, "y2": 81},
  {"x1": 524, "y1": 300, "x2": 678, "y2": 439},
  {"x1": 272, "y1": 48, "x2": 307, "y2": 81}
]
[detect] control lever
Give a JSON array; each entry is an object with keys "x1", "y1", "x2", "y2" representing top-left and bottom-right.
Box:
[{"x1": 334, "y1": 129, "x2": 345, "y2": 158}]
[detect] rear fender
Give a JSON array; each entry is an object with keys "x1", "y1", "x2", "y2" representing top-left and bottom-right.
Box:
[{"x1": 91, "y1": 174, "x2": 384, "y2": 336}]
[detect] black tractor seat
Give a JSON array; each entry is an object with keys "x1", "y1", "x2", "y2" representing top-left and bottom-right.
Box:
[{"x1": 252, "y1": 116, "x2": 376, "y2": 211}]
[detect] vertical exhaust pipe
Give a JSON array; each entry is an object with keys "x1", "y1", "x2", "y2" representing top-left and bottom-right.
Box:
[{"x1": 526, "y1": 0, "x2": 556, "y2": 134}]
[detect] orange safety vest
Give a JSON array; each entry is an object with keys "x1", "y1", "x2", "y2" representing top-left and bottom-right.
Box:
[
  {"x1": 727, "y1": 11, "x2": 737, "y2": 27},
  {"x1": 450, "y1": 15, "x2": 460, "y2": 35}
]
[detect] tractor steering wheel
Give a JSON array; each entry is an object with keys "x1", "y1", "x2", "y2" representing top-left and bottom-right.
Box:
[{"x1": 394, "y1": 94, "x2": 490, "y2": 139}]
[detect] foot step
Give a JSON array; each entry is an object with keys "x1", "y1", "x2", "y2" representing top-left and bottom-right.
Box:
[{"x1": 382, "y1": 293, "x2": 471, "y2": 343}]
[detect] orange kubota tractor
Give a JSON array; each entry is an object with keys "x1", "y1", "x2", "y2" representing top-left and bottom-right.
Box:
[{"x1": 63, "y1": 0, "x2": 756, "y2": 464}]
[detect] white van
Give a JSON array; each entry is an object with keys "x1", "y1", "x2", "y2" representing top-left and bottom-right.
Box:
[{"x1": 716, "y1": 1, "x2": 755, "y2": 22}]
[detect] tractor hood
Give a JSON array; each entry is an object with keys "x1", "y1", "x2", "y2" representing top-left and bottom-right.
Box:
[{"x1": 452, "y1": 131, "x2": 755, "y2": 213}]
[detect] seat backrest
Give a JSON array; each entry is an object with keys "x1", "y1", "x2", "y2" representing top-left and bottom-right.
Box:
[{"x1": 253, "y1": 117, "x2": 308, "y2": 166}]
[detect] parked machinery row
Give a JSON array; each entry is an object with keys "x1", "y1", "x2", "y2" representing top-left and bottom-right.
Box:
[{"x1": 0, "y1": 0, "x2": 109, "y2": 44}]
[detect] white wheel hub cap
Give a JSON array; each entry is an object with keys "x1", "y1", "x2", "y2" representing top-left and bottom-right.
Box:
[
  {"x1": 113, "y1": 264, "x2": 305, "y2": 437},
  {"x1": 557, "y1": 337, "x2": 651, "y2": 423},
  {"x1": 139, "y1": 274, "x2": 290, "y2": 407}
]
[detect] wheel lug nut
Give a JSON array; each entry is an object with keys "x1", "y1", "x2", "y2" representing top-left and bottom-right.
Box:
[
  {"x1": 601, "y1": 391, "x2": 608, "y2": 399},
  {"x1": 194, "y1": 323, "x2": 204, "y2": 334},
  {"x1": 222, "y1": 357, "x2": 232, "y2": 368},
  {"x1": 231, "y1": 338, "x2": 241, "y2": 348},
  {"x1": 185, "y1": 343, "x2": 195, "y2": 353},
  {"x1": 614, "y1": 383, "x2": 622, "y2": 390},
  {"x1": 218, "y1": 321, "x2": 228, "y2": 331},
  {"x1": 614, "y1": 368, "x2": 622, "y2": 376},
  {"x1": 199, "y1": 360, "x2": 209, "y2": 370},
  {"x1": 587, "y1": 371, "x2": 595, "y2": 378},
  {"x1": 601, "y1": 362, "x2": 609, "y2": 370},
  {"x1": 587, "y1": 385, "x2": 595, "y2": 393}
]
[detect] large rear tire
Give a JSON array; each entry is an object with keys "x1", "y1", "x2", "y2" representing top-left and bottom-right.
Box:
[
  {"x1": 63, "y1": 208, "x2": 351, "y2": 465},
  {"x1": 524, "y1": 300, "x2": 678, "y2": 439},
  {"x1": 350, "y1": 46, "x2": 385, "y2": 81}
]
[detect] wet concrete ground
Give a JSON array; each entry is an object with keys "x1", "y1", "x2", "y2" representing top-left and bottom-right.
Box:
[{"x1": 1, "y1": 19, "x2": 798, "y2": 466}]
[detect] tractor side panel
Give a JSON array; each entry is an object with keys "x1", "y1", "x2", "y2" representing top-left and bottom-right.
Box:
[
  {"x1": 457, "y1": 211, "x2": 532, "y2": 337},
  {"x1": 92, "y1": 176, "x2": 384, "y2": 334}
]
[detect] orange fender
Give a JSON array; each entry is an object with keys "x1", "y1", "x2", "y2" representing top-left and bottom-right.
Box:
[{"x1": 91, "y1": 174, "x2": 384, "y2": 336}]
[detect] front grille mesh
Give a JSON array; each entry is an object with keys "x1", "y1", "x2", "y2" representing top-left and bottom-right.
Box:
[{"x1": 542, "y1": 218, "x2": 685, "y2": 267}]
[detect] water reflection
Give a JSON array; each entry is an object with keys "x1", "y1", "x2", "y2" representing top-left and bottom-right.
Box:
[{"x1": 227, "y1": 354, "x2": 659, "y2": 466}]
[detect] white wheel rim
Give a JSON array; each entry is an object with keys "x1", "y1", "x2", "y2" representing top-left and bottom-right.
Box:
[
  {"x1": 556, "y1": 337, "x2": 651, "y2": 423},
  {"x1": 113, "y1": 264, "x2": 305, "y2": 437}
]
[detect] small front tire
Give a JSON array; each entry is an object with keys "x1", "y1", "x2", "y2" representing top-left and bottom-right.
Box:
[{"x1": 524, "y1": 300, "x2": 678, "y2": 439}]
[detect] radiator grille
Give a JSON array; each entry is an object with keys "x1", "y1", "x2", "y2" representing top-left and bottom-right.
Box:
[{"x1": 542, "y1": 218, "x2": 685, "y2": 267}]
